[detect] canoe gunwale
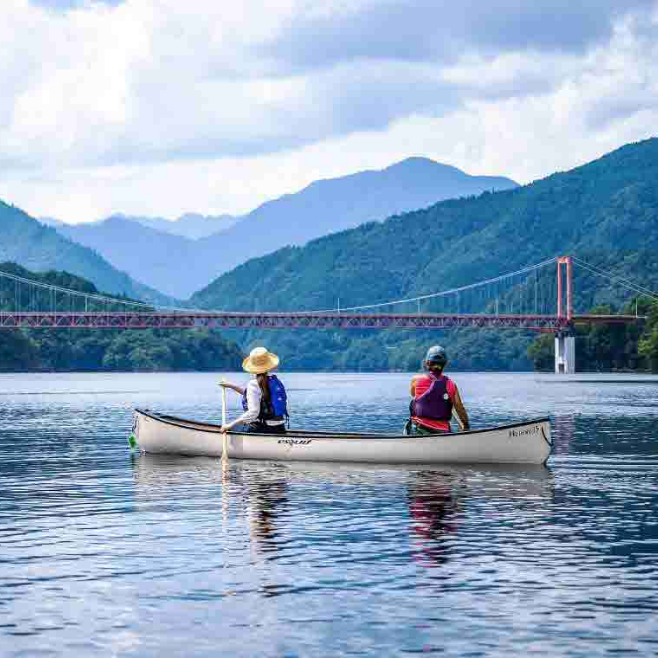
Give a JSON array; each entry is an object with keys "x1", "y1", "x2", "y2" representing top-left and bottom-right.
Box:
[{"x1": 134, "y1": 407, "x2": 552, "y2": 444}]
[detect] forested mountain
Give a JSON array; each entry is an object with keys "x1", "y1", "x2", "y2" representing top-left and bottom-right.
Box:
[
  {"x1": 192, "y1": 137, "x2": 658, "y2": 371},
  {"x1": 0, "y1": 200, "x2": 173, "y2": 305},
  {"x1": 0, "y1": 263, "x2": 242, "y2": 372},
  {"x1": 49, "y1": 158, "x2": 516, "y2": 298}
]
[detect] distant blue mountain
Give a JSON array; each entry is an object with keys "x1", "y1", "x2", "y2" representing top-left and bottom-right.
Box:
[
  {"x1": 110, "y1": 213, "x2": 241, "y2": 239},
  {"x1": 55, "y1": 217, "x2": 209, "y2": 299},
  {"x1": 42, "y1": 212, "x2": 240, "y2": 239}
]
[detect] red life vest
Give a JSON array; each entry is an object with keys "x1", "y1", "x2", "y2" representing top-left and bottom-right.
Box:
[{"x1": 411, "y1": 373, "x2": 456, "y2": 431}]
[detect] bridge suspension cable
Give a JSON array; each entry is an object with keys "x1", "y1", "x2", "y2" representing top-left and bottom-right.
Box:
[
  {"x1": 0, "y1": 268, "x2": 195, "y2": 312},
  {"x1": 0, "y1": 269, "x2": 153, "y2": 309},
  {"x1": 307, "y1": 256, "x2": 559, "y2": 314},
  {"x1": 2, "y1": 255, "x2": 654, "y2": 328},
  {"x1": 571, "y1": 256, "x2": 658, "y2": 303}
]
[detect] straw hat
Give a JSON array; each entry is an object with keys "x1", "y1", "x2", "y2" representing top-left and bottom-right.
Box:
[{"x1": 242, "y1": 346, "x2": 280, "y2": 374}]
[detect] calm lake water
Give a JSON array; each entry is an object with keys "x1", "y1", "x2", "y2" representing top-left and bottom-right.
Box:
[{"x1": 1, "y1": 372, "x2": 657, "y2": 657}]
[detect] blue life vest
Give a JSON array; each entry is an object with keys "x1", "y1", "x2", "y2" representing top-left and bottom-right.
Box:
[
  {"x1": 241, "y1": 375, "x2": 289, "y2": 422},
  {"x1": 267, "y1": 375, "x2": 288, "y2": 418}
]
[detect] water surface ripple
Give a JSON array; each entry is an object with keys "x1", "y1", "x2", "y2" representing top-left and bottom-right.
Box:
[{"x1": 1, "y1": 372, "x2": 657, "y2": 656}]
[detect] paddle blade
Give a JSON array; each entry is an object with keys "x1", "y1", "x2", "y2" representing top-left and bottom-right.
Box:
[{"x1": 128, "y1": 434, "x2": 138, "y2": 450}]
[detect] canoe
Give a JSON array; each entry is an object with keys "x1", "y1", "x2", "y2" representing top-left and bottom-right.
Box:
[{"x1": 133, "y1": 408, "x2": 552, "y2": 465}]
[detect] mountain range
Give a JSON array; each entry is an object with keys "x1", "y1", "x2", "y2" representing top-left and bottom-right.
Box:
[
  {"x1": 40, "y1": 212, "x2": 240, "y2": 240},
  {"x1": 99, "y1": 212, "x2": 240, "y2": 239},
  {"x1": 49, "y1": 158, "x2": 518, "y2": 298},
  {"x1": 190, "y1": 137, "x2": 658, "y2": 371}
]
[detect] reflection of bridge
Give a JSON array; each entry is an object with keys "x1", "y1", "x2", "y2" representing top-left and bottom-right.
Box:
[{"x1": 1, "y1": 255, "x2": 654, "y2": 374}]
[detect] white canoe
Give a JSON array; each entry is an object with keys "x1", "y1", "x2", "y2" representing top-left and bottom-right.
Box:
[{"x1": 133, "y1": 408, "x2": 552, "y2": 465}]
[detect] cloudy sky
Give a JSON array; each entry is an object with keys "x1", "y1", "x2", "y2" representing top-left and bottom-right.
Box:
[{"x1": 1, "y1": 0, "x2": 657, "y2": 223}]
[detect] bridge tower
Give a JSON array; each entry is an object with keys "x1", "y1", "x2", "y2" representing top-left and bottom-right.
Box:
[{"x1": 555, "y1": 256, "x2": 575, "y2": 374}]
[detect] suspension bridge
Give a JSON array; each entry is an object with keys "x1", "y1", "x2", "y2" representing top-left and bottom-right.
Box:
[{"x1": 0, "y1": 256, "x2": 654, "y2": 373}]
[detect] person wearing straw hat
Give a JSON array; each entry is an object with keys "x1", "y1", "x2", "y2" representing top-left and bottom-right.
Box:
[{"x1": 220, "y1": 347, "x2": 288, "y2": 434}]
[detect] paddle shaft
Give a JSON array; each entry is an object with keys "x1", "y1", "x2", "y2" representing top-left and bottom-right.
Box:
[{"x1": 221, "y1": 379, "x2": 229, "y2": 461}]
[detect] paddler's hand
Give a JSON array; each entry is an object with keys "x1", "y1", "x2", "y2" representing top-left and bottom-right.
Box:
[{"x1": 220, "y1": 424, "x2": 232, "y2": 433}]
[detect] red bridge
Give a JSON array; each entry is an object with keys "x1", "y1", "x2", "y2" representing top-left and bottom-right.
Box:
[
  {"x1": 0, "y1": 310, "x2": 639, "y2": 331},
  {"x1": 0, "y1": 255, "x2": 652, "y2": 373}
]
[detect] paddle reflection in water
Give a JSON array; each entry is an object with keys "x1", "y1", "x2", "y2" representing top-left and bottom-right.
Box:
[{"x1": 248, "y1": 477, "x2": 289, "y2": 554}]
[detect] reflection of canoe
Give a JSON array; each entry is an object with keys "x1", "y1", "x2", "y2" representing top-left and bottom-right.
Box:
[
  {"x1": 132, "y1": 452, "x2": 554, "y2": 498},
  {"x1": 133, "y1": 408, "x2": 552, "y2": 465}
]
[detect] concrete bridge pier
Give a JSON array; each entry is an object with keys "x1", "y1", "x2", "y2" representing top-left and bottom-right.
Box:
[{"x1": 555, "y1": 332, "x2": 576, "y2": 374}]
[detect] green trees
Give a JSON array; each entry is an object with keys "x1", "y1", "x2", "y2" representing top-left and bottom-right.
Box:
[
  {"x1": 527, "y1": 299, "x2": 655, "y2": 372},
  {"x1": 0, "y1": 324, "x2": 243, "y2": 373},
  {"x1": 526, "y1": 335, "x2": 554, "y2": 372},
  {"x1": 0, "y1": 331, "x2": 39, "y2": 370},
  {"x1": 638, "y1": 303, "x2": 658, "y2": 372},
  {"x1": 0, "y1": 263, "x2": 242, "y2": 372}
]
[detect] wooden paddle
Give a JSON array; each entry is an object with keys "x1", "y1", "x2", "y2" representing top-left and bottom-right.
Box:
[
  {"x1": 452, "y1": 408, "x2": 465, "y2": 431},
  {"x1": 221, "y1": 378, "x2": 229, "y2": 462}
]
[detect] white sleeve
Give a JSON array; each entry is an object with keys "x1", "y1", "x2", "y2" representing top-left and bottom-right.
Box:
[{"x1": 233, "y1": 380, "x2": 261, "y2": 425}]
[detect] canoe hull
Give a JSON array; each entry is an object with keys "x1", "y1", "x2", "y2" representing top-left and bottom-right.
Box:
[{"x1": 133, "y1": 409, "x2": 552, "y2": 465}]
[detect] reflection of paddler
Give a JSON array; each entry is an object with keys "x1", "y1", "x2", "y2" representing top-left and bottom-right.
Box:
[
  {"x1": 407, "y1": 471, "x2": 461, "y2": 567},
  {"x1": 249, "y1": 480, "x2": 289, "y2": 552}
]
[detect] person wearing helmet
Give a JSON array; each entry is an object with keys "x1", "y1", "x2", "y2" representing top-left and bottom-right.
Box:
[{"x1": 407, "y1": 345, "x2": 470, "y2": 434}]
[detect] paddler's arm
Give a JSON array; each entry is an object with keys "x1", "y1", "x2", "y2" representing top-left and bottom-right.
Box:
[
  {"x1": 452, "y1": 387, "x2": 470, "y2": 431},
  {"x1": 219, "y1": 381, "x2": 245, "y2": 396},
  {"x1": 410, "y1": 375, "x2": 422, "y2": 397},
  {"x1": 220, "y1": 380, "x2": 260, "y2": 432}
]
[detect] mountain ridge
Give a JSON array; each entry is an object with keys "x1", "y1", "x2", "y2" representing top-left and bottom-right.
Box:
[
  {"x1": 106, "y1": 212, "x2": 241, "y2": 239},
  {"x1": 41, "y1": 212, "x2": 241, "y2": 240},
  {"x1": 195, "y1": 157, "x2": 518, "y2": 285}
]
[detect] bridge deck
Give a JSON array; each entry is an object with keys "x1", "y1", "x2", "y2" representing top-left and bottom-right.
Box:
[{"x1": 0, "y1": 311, "x2": 642, "y2": 331}]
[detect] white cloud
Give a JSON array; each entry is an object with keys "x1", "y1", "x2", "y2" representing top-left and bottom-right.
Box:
[{"x1": 0, "y1": 0, "x2": 656, "y2": 222}]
